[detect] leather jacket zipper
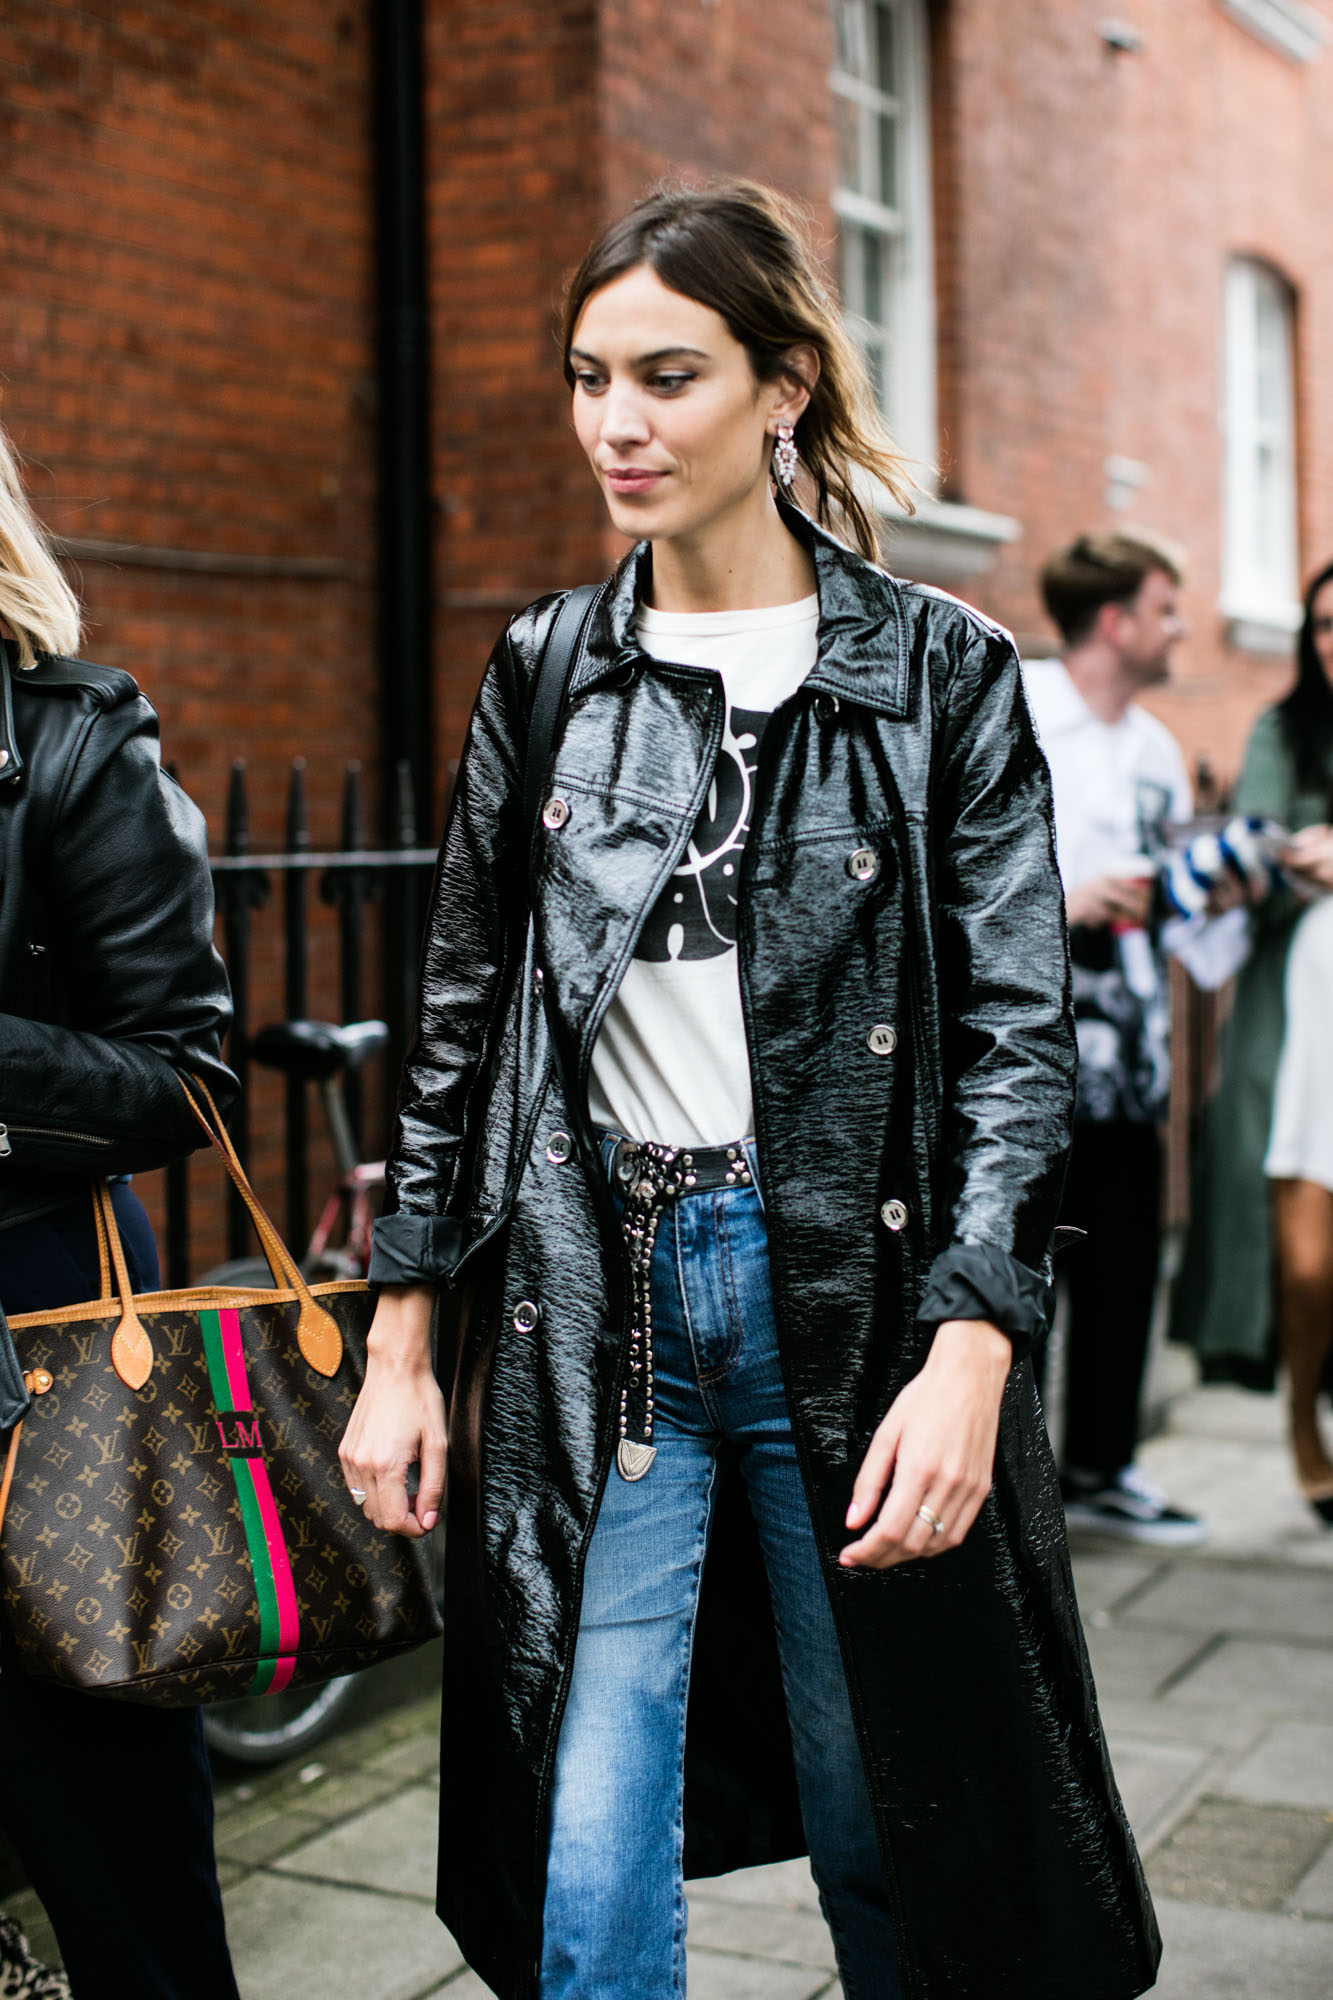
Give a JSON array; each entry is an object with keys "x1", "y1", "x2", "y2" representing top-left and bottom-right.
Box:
[{"x1": 0, "y1": 1123, "x2": 115, "y2": 1156}]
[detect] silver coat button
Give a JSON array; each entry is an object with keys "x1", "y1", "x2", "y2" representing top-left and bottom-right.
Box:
[
  {"x1": 866, "y1": 1023, "x2": 898, "y2": 1055},
  {"x1": 0, "y1": 750, "x2": 9, "y2": 769},
  {"x1": 813, "y1": 691, "x2": 840, "y2": 720},
  {"x1": 545, "y1": 1131, "x2": 572, "y2": 1165},
  {"x1": 513, "y1": 1300, "x2": 541, "y2": 1332},
  {"x1": 541, "y1": 796, "x2": 571, "y2": 830},
  {"x1": 880, "y1": 1199, "x2": 908, "y2": 1232},
  {"x1": 847, "y1": 847, "x2": 879, "y2": 882}
]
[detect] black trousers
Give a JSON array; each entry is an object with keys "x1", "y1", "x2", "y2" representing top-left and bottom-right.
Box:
[
  {"x1": 0, "y1": 1188, "x2": 240, "y2": 2000},
  {"x1": 1045, "y1": 1120, "x2": 1163, "y2": 1483}
]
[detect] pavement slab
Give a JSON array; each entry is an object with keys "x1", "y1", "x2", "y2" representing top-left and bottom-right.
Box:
[
  {"x1": 1222, "y1": 1720, "x2": 1333, "y2": 1811},
  {"x1": 224, "y1": 1872, "x2": 462, "y2": 2000},
  {"x1": 271, "y1": 1784, "x2": 440, "y2": 1902},
  {"x1": 1163, "y1": 1638, "x2": 1333, "y2": 1714},
  {"x1": 1071, "y1": 1551, "x2": 1163, "y2": 1618},
  {"x1": 685, "y1": 1898, "x2": 839, "y2": 1970},
  {"x1": 1152, "y1": 1896, "x2": 1333, "y2": 1999},
  {"x1": 1083, "y1": 1622, "x2": 1211, "y2": 1700},
  {"x1": 1287, "y1": 1841, "x2": 1333, "y2": 1919},
  {"x1": 687, "y1": 1953, "x2": 837, "y2": 1998},
  {"x1": 1124, "y1": 1562, "x2": 1333, "y2": 1643},
  {"x1": 1147, "y1": 1796, "x2": 1332, "y2": 1910},
  {"x1": 1102, "y1": 1736, "x2": 1212, "y2": 1846}
]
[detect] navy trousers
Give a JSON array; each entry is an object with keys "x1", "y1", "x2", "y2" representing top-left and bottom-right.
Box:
[{"x1": 0, "y1": 1188, "x2": 240, "y2": 2000}]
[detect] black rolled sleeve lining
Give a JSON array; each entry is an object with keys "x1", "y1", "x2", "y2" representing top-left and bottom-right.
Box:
[
  {"x1": 916, "y1": 1242, "x2": 1054, "y2": 1367},
  {"x1": 368, "y1": 1213, "x2": 465, "y2": 1290},
  {"x1": 0, "y1": 1302, "x2": 32, "y2": 1431}
]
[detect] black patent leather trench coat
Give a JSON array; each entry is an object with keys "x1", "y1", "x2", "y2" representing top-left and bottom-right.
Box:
[{"x1": 371, "y1": 508, "x2": 1161, "y2": 2000}]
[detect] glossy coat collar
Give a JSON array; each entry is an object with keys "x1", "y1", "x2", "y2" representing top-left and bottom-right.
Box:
[{"x1": 570, "y1": 501, "x2": 910, "y2": 717}]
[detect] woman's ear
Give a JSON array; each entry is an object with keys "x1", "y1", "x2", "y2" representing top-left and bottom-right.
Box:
[{"x1": 768, "y1": 345, "x2": 820, "y2": 430}]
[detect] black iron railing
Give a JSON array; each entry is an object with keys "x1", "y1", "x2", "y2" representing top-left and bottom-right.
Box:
[{"x1": 162, "y1": 757, "x2": 443, "y2": 1285}]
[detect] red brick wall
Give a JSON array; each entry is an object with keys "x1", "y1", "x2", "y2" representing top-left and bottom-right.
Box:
[
  {"x1": 1, "y1": 2, "x2": 382, "y2": 1254},
  {"x1": 937, "y1": 0, "x2": 1333, "y2": 780},
  {"x1": 426, "y1": 0, "x2": 840, "y2": 757},
  {"x1": 423, "y1": 0, "x2": 606, "y2": 754}
]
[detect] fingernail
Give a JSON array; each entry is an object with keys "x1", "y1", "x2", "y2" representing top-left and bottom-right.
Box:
[{"x1": 421, "y1": 1510, "x2": 438, "y2": 1531}]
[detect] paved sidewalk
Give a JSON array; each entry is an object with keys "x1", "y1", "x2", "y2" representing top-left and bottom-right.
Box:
[{"x1": 6, "y1": 1370, "x2": 1332, "y2": 1996}]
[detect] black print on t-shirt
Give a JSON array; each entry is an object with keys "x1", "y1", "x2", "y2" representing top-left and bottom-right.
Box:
[{"x1": 635, "y1": 705, "x2": 769, "y2": 962}]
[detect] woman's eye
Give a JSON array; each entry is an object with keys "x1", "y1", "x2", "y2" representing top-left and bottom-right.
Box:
[
  {"x1": 648, "y1": 373, "x2": 694, "y2": 393},
  {"x1": 573, "y1": 371, "x2": 607, "y2": 395}
]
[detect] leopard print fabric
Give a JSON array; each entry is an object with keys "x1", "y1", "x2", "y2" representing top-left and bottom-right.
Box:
[{"x1": 0, "y1": 1916, "x2": 70, "y2": 1999}]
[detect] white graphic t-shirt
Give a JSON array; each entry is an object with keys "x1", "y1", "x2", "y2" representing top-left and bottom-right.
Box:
[{"x1": 587, "y1": 595, "x2": 820, "y2": 1146}]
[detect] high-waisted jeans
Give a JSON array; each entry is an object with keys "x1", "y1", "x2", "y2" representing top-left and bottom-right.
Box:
[{"x1": 539, "y1": 1138, "x2": 901, "y2": 2000}]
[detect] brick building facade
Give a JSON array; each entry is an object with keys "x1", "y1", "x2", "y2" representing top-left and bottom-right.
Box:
[
  {"x1": 3, "y1": 0, "x2": 1332, "y2": 1235},
  {"x1": 6, "y1": 1, "x2": 1332, "y2": 814}
]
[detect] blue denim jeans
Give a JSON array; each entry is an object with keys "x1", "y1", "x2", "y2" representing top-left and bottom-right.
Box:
[{"x1": 540, "y1": 1139, "x2": 901, "y2": 1999}]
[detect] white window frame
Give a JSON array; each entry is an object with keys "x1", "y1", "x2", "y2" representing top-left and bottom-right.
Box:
[
  {"x1": 830, "y1": 0, "x2": 937, "y2": 475},
  {"x1": 1221, "y1": 257, "x2": 1301, "y2": 640}
]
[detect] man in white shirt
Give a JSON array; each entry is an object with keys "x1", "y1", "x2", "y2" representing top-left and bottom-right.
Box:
[{"x1": 1024, "y1": 532, "x2": 1206, "y2": 1546}]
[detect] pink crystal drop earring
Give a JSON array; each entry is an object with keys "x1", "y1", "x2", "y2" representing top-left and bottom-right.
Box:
[{"x1": 773, "y1": 422, "x2": 798, "y2": 486}]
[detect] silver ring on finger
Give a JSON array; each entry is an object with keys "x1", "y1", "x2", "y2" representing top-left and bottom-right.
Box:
[
  {"x1": 916, "y1": 1505, "x2": 945, "y2": 1534},
  {"x1": 347, "y1": 1486, "x2": 368, "y2": 1505}
]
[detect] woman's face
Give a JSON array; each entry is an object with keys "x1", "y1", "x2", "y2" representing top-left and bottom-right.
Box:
[
  {"x1": 569, "y1": 265, "x2": 807, "y2": 547},
  {"x1": 1311, "y1": 578, "x2": 1333, "y2": 688}
]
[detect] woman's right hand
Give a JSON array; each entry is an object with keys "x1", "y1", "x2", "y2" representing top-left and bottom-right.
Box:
[{"x1": 338, "y1": 1284, "x2": 447, "y2": 1538}]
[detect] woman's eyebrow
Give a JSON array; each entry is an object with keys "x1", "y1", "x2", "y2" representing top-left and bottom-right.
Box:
[{"x1": 568, "y1": 345, "x2": 710, "y2": 367}]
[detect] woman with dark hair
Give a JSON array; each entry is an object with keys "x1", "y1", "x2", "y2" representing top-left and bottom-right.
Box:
[
  {"x1": 341, "y1": 181, "x2": 1158, "y2": 1999},
  {"x1": 1174, "y1": 561, "x2": 1333, "y2": 1511}
]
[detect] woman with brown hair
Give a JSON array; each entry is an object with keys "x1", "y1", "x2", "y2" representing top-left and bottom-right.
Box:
[{"x1": 341, "y1": 182, "x2": 1158, "y2": 1999}]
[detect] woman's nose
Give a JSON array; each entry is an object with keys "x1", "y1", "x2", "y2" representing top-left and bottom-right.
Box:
[{"x1": 600, "y1": 382, "x2": 650, "y2": 449}]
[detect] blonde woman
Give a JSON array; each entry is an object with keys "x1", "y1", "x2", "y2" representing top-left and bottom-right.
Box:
[{"x1": 0, "y1": 420, "x2": 240, "y2": 1998}]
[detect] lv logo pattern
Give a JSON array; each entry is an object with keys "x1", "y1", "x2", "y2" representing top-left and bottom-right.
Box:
[{"x1": 2, "y1": 1284, "x2": 439, "y2": 1704}]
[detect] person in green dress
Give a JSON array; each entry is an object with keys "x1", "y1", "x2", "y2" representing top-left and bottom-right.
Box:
[{"x1": 1173, "y1": 560, "x2": 1333, "y2": 1516}]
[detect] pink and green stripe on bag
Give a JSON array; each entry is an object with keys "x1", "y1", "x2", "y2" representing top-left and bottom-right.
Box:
[{"x1": 198, "y1": 1306, "x2": 300, "y2": 1695}]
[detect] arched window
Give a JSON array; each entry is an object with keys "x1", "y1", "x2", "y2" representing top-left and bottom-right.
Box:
[
  {"x1": 831, "y1": 0, "x2": 935, "y2": 471},
  {"x1": 1222, "y1": 257, "x2": 1300, "y2": 638}
]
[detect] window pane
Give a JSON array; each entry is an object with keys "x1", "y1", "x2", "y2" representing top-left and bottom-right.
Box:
[
  {"x1": 835, "y1": 95, "x2": 862, "y2": 194},
  {"x1": 874, "y1": 0, "x2": 896, "y2": 93},
  {"x1": 838, "y1": 227, "x2": 861, "y2": 315},
  {"x1": 877, "y1": 108, "x2": 898, "y2": 207},
  {"x1": 835, "y1": 0, "x2": 868, "y2": 79},
  {"x1": 863, "y1": 331, "x2": 887, "y2": 411},
  {"x1": 862, "y1": 229, "x2": 886, "y2": 326}
]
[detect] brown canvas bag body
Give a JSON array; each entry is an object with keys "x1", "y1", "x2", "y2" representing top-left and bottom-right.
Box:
[{"x1": 0, "y1": 1083, "x2": 440, "y2": 1705}]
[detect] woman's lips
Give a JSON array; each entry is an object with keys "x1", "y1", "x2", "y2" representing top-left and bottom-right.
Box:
[{"x1": 605, "y1": 468, "x2": 666, "y2": 495}]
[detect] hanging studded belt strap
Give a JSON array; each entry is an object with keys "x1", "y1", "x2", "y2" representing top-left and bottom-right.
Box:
[{"x1": 611, "y1": 1140, "x2": 754, "y2": 1482}]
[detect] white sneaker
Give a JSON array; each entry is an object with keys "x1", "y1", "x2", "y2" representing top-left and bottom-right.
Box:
[{"x1": 1062, "y1": 1464, "x2": 1208, "y2": 1548}]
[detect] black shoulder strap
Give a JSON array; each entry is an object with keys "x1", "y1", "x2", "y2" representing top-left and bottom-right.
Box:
[{"x1": 523, "y1": 583, "x2": 603, "y2": 852}]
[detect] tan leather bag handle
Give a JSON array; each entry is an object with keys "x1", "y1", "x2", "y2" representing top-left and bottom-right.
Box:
[{"x1": 89, "y1": 1075, "x2": 344, "y2": 1389}]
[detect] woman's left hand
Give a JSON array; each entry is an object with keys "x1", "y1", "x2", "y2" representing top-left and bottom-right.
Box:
[{"x1": 839, "y1": 1319, "x2": 1012, "y2": 1568}]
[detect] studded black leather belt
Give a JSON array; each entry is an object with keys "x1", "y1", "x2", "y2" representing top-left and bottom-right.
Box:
[
  {"x1": 608, "y1": 1137, "x2": 755, "y2": 1196},
  {"x1": 604, "y1": 1137, "x2": 756, "y2": 1483}
]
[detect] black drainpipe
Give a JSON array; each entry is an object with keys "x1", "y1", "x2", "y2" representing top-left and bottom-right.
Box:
[{"x1": 372, "y1": 0, "x2": 433, "y2": 843}]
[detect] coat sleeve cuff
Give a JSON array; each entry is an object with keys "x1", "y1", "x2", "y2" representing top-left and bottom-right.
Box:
[
  {"x1": 915, "y1": 1242, "x2": 1053, "y2": 1367},
  {"x1": 368, "y1": 1213, "x2": 465, "y2": 1289}
]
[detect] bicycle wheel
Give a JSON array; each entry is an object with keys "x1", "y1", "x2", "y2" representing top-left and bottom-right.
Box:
[{"x1": 204, "y1": 1674, "x2": 360, "y2": 1766}]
